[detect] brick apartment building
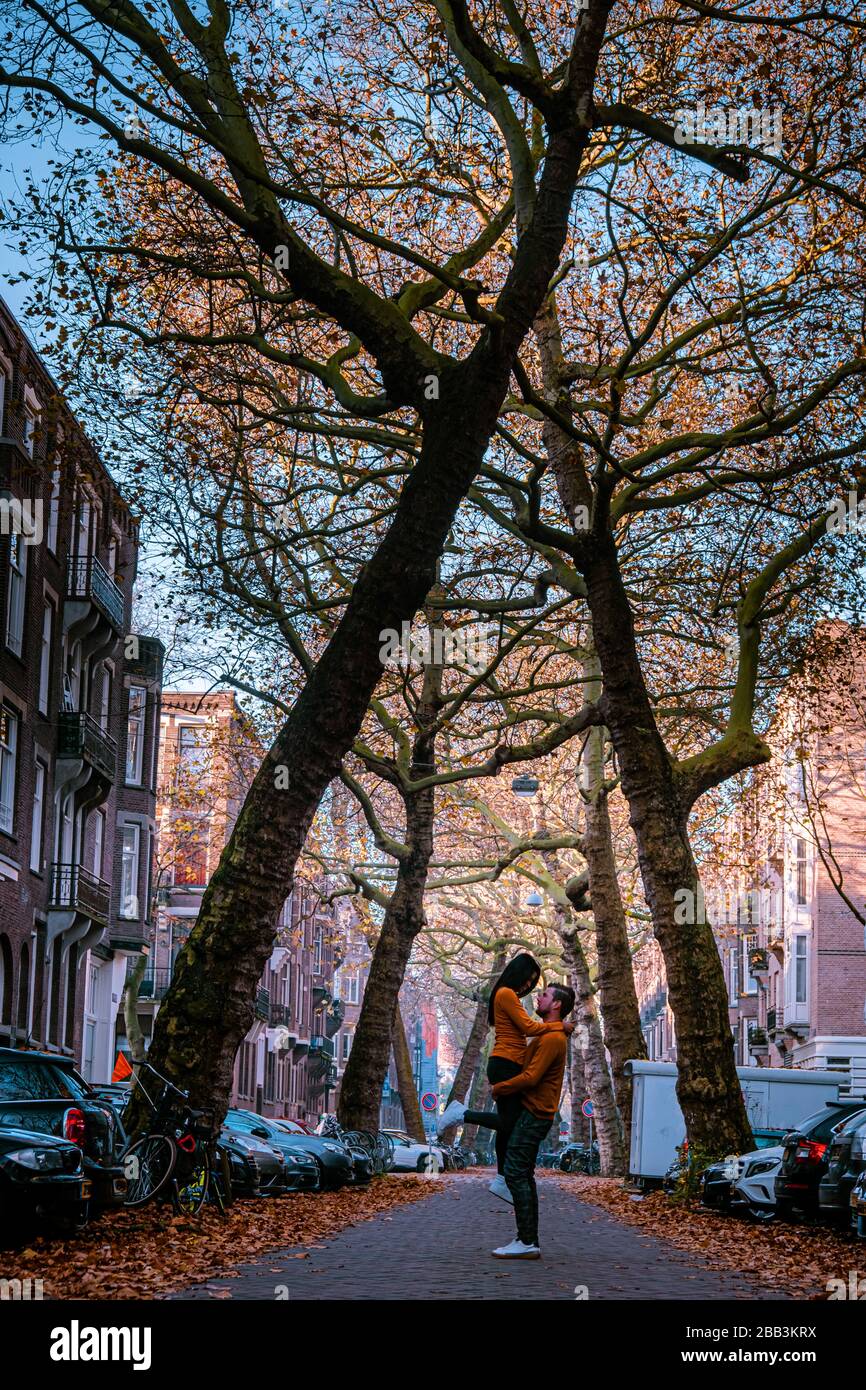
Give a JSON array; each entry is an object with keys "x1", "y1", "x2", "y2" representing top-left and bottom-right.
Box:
[
  {"x1": 125, "y1": 689, "x2": 345, "y2": 1122},
  {"x1": 0, "y1": 294, "x2": 163, "y2": 1079},
  {"x1": 635, "y1": 623, "x2": 866, "y2": 1098}
]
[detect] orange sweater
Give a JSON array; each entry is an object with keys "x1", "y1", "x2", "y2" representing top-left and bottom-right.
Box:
[
  {"x1": 491, "y1": 1031, "x2": 568, "y2": 1121},
  {"x1": 491, "y1": 987, "x2": 565, "y2": 1065}
]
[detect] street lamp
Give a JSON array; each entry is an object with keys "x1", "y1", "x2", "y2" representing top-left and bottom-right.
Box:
[{"x1": 526, "y1": 890, "x2": 543, "y2": 908}]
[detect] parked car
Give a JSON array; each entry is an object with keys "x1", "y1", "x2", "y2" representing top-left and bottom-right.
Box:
[
  {"x1": 730, "y1": 1146, "x2": 786, "y2": 1222},
  {"x1": 818, "y1": 1110, "x2": 866, "y2": 1222},
  {"x1": 217, "y1": 1128, "x2": 296, "y2": 1196},
  {"x1": 0, "y1": 1125, "x2": 90, "y2": 1235},
  {"x1": 89, "y1": 1082, "x2": 132, "y2": 1121},
  {"x1": 700, "y1": 1129, "x2": 788, "y2": 1212},
  {"x1": 387, "y1": 1133, "x2": 447, "y2": 1173},
  {"x1": 226, "y1": 1110, "x2": 352, "y2": 1190},
  {"x1": 0, "y1": 1049, "x2": 126, "y2": 1207},
  {"x1": 850, "y1": 1167, "x2": 866, "y2": 1237},
  {"x1": 775, "y1": 1101, "x2": 866, "y2": 1219}
]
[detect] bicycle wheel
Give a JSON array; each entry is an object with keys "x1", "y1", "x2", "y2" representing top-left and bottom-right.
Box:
[
  {"x1": 212, "y1": 1145, "x2": 234, "y2": 1211},
  {"x1": 378, "y1": 1132, "x2": 395, "y2": 1173},
  {"x1": 123, "y1": 1135, "x2": 176, "y2": 1207},
  {"x1": 173, "y1": 1153, "x2": 210, "y2": 1216}
]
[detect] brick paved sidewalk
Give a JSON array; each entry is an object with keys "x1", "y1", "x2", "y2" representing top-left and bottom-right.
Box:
[{"x1": 172, "y1": 1171, "x2": 788, "y2": 1301}]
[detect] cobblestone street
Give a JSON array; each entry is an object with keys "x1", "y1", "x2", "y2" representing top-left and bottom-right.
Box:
[{"x1": 173, "y1": 1172, "x2": 789, "y2": 1301}]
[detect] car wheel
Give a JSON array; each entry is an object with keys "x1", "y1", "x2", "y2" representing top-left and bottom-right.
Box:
[
  {"x1": 748, "y1": 1205, "x2": 776, "y2": 1223},
  {"x1": 417, "y1": 1152, "x2": 440, "y2": 1174}
]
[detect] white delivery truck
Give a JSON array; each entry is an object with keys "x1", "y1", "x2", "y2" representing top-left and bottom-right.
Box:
[{"x1": 625, "y1": 1059, "x2": 842, "y2": 1182}]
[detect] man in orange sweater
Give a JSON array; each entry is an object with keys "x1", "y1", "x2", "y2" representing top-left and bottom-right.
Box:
[{"x1": 490, "y1": 982, "x2": 575, "y2": 1259}]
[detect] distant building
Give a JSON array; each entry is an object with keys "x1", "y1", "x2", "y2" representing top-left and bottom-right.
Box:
[
  {"x1": 0, "y1": 295, "x2": 163, "y2": 1080},
  {"x1": 123, "y1": 689, "x2": 342, "y2": 1122}
]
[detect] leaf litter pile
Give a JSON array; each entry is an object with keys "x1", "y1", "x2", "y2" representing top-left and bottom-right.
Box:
[
  {"x1": 4, "y1": 1175, "x2": 432, "y2": 1300},
  {"x1": 555, "y1": 1173, "x2": 859, "y2": 1299}
]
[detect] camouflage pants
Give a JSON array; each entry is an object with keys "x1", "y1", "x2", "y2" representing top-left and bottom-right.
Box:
[{"x1": 503, "y1": 1108, "x2": 552, "y2": 1247}]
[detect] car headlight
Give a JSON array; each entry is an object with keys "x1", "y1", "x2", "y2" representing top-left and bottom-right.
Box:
[
  {"x1": 322, "y1": 1143, "x2": 344, "y2": 1155},
  {"x1": 6, "y1": 1147, "x2": 65, "y2": 1172},
  {"x1": 744, "y1": 1159, "x2": 777, "y2": 1178}
]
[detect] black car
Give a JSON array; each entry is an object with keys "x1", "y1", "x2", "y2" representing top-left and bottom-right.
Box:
[
  {"x1": 775, "y1": 1101, "x2": 866, "y2": 1219},
  {"x1": 218, "y1": 1128, "x2": 293, "y2": 1197},
  {"x1": 0, "y1": 1049, "x2": 126, "y2": 1207},
  {"x1": 0, "y1": 1125, "x2": 90, "y2": 1234},
  {"x1": 818, "y1": 1108, "x2": 866, "y2": 1222},
  {"x1": 226, "y1": 1110, "x2": 353, "y2": 1189},
  {"x1": 700, "y1": 1129, "x2": 788, "y2": 1211}
]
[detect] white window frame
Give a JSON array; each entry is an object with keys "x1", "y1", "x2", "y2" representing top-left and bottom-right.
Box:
[
  {"x1": 38, "y1": 599, "x2": 53, "y2": 715},
  {"x1": 120, "y1": 824, "x2": 141, "y2": 919},
  {"x1": 47, "y1": 460, "x2": 61, "y2": 553},
  {"x1": 98, "y1": 662, "x2": 112, "y2": 734},
  {"x1": 91, "y1": 809, "x2": 105, "y2": 879},
  {"x1": 794, "y1": 934, "x2": 808, "y2": 1005},
  {"x1": 0, "y1": 707, "x2": 18, "y2": 835},
  {"x1": 126, "y1": 685, "x2": 146, "y2": 783},
  {"x1": 30, "y1": 758, "x2": 46, "y2": 873},
  {"x1": 5, "y1": 531, "x2": 26, "y2": 657}
]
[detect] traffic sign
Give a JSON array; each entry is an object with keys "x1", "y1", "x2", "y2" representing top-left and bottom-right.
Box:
[
  {"x1": 421, "y1": 1091, "x2": 438, "y2": 1112},
  {"x1": 581, "y1": 1098, "x2": 594, "y2": 1118}
]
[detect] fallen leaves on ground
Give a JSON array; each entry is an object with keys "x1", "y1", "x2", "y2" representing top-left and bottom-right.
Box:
[
  {"x1": 551, "y1": 1173, "x2": 860, "y2": 1299},
  {"x1": 2, "y1": 1176, "x2": 432, "y2": 1301}
]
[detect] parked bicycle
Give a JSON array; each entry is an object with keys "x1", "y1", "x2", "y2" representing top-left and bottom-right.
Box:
[
  {"x1": 558, "y1": 1140, "x2": 600, "y2": 1175},
  {"x1": 318, "y1": 1116, "x2": 395, "y2": 1175},
  {"x1": 120, "y1": 1062, "x2": 231, "y2": 1214}
]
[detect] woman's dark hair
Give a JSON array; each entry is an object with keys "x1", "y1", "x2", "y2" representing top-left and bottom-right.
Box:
[{"x1": 488, "y1": 952, "x2": 542, "y2": 1024}]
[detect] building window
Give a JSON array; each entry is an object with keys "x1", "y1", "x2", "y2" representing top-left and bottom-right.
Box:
[
  {"x1": 342, "y1": 1031, "x2": 352, "y2": 1060},
  {"x1": 23, "y1": 410, "x2": 36, "y2": 457},
  {"x1": 91, "y1": 809, "x2": 105, "y2": 879},
  {"x1": 30, "y1": 759, "x2": 46, "y2": 873},
  {"x1": 173, "y1": 827, "x2": 208, "y2": 887},
  {"x1": 120, "y1": 824, "x2": 141, "y2": 918},
  {"x1": 125, "y1": 686, "x2": 146, "y2": 783},
  {"x1": 742, "y1": 933, "x2": 758, "y2": 996},
  {"x1": 38, "y1": 601, "x2": 52, "y2": 715},
  {"x1": 47, "y1": 462, "x2": 60, "y2": 553},
  {"x1": 794, "y1": 935, "x2": 808, "y2": 1005},
  {"x1": 313, "y1": 922, "x2": 323, "y2": 975},
  {"x1": 0, "y1": 707, "x2": 18, "y2": 835},
  {"x1": 176, "y1": 724, "x2": 208, "y2": 781},
  {"x1": 98, "y1": 663, "x2": 112, "y2": 734},
  {"x1": 5, "y1": 532, "x2": 26, "y2": 657},
  {"x1": 795, "y1": 838, "x2": 808, "y2": 906}
]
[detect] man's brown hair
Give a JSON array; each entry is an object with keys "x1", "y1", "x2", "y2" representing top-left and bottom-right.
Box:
[{"x1": 550, "y1": 983, "x2": 576, "y2": 1020}]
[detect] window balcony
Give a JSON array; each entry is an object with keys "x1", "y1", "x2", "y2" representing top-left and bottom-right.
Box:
[
  {"x1": 268, "y1": 1002, "x2": 291, "y2": 1027},
  {"x1": 66, "y1": 555, "x2": 125, "y2": 633},
  {"x1": 125, "y1": 635, "x2": 165, "y2": 684},
  {"x1": 137, "y1": 968, "x2": 173, "y2": 1001},
  {"x1": 49, "y1": 864, "x2": 110, "y2": 925},
  {"x1": 254, "y1": 987, "x2": 270, "y2": 1021},
  {"x1": 58, "y1": 710, "x2": 117, "y2": 783},
  {"x1": 309, "y1": 1035, "x2": 335, "y2": 1060}
]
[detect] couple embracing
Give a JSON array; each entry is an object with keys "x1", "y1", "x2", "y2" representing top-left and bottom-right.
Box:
[{"x1": 438, "y1": 952, "x2": 575, "y2": 1260}]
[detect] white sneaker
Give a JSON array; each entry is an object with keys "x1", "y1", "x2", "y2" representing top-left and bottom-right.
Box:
[
  {"x1": 436, "y1": 1100, "x2": 467, "y2": 1135},
  {"x1": 488, "y1": 1175, "x2": 514, "y2": 1205},
  {"x1": 492, "y1": 1239, "x2": 541, "y2": 1259}
]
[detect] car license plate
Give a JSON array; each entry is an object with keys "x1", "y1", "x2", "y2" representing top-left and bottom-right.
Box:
[{"x1": 81, "y1": 1179, "x2": 92, "y2": 1199}]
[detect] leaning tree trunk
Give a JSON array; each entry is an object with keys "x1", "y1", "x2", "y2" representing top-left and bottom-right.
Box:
[
  {"x1": 392, "y1": 1002, "x2": 426, "y2": 1142},
  {"x1": 122, "y1": 953, "x2": 148, "y2": 1066},
  {"x1": 582, "y1": 534, "x2": 752, "y2": 1157},
  {"x1": 568, "y1": 1040, "x2": 590, "y2": 1143},
  {"x1": 560, "y1": 926, "x2": 625, "y2": 1176},
  {"x1": 123, "y1": 67, "x2": 609, "y2": 1134},
  {"x1": 337, "y1": 654, "x2": 441, "y2": 1131},
  {"x1": 440, "y1": 947, "x2": 506, "y2": 1145},
  {"x1": 580, "y1": 649, "x2": 647, "y2": 1155}
]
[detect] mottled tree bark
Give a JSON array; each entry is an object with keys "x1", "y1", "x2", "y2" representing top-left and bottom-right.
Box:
[
  {"x1": 582, "y1": 535, "x2": 753, "y2": 1157},
  {"x1": 560, "y1": 926, "x2": 625, "y2": 1176},
  {"x1": 580, "y1": 650, "x2": 647, "y2": 1155},
  {"x1": 392, "y1": 1002, "x2": 426, "y2": 1142},
  {"x1": 122, "y1": 953, "x2": 148, "y2": 1066}
]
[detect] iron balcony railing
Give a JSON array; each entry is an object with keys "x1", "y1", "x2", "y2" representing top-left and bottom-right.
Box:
[
  {"x1": 67, "y1": 555, "x2": 125, "y2": 632},
  {"x1": 309, "y1": 1035, "x2": 335, "y2": 1060},
  {"x1": 137, "y1": 968, "x2": 173, "y2": 1001},
  {"x1": 49, "y1": 863, "x2": 110, "y2": 924},
  {"x1": 767, "y1": 1007, "x2": 784, "y2": 1033},
  {"x1": 58, "y1": 710, "x2": 118, "y2": 782},
  {"x1": 268, "y1": 1002, "x2": 291, "y2": 1026},
  {"x1": 254, "y1": 987, "x2": 270, "y2": 1021}
]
